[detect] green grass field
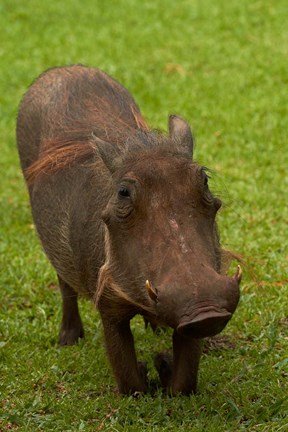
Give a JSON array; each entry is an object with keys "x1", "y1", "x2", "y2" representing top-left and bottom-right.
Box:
[{"x1": 1, "y1": 0, "x2": 287, "y2": 430}]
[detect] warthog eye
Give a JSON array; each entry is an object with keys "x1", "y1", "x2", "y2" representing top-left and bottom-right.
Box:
[
  {"x1": 203, "y1": 171, "x2": 210, "y2": 186},
  {"x1": 118, "y1": 186, "x2": 130, "y2": 198}
]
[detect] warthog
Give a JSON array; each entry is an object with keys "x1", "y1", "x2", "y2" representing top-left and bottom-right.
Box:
[{"x1": 16, "y1": 65, "x2": 241, "y2": 395}]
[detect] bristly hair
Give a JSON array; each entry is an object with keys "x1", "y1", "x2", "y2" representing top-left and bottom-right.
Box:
[
  {"x1": 24, "y1": 101, "x2": 151, "y2": 185},
  {"x1": 25, "y1": 138, "x2": 97, "y2": 184},
  {"x1": 25, "y1": 127, "x2": 195, "y2": 185}
]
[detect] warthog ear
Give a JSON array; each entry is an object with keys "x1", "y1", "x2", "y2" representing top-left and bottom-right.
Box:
[
  {"x1": 91, "y1": 132, "x2": 122, "y2": 173},
  {"x1": 168, "y1": 115, "x2": 194, "y2": 158}
]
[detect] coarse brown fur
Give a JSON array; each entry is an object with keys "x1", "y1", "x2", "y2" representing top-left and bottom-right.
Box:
[{"x1": 16, "y1": 65, "x2": 241, "y2": 395}]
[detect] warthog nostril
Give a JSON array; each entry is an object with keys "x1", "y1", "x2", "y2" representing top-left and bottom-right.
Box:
[{"x1": 177, "y1": 310, "x2": 232, "y2": 338}]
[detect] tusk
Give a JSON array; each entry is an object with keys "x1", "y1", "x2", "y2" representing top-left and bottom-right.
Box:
[
  {"x1": 145, "y1": 280, "x2": 158, "y2": 302},
  {"x1": 91, "y1": 132, "x2": 109, "y2": 146},
  {"x1": 234, "y1": 265, "x2": 242, "y2": 283}
]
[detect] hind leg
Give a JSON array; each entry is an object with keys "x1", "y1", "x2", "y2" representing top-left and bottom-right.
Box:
[{"x1": 58, "y1": 275, "x2": 84, "y2": 345}]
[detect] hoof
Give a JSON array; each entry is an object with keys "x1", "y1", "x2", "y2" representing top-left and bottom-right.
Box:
[{"x1": 59, "y1": 326, "x2": 84, "y2": 346}]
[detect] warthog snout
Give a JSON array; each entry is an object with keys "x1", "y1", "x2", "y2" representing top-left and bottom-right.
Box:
[
  {"x1": 153, "y1": 265, "x2": 241, "y2": 338},
  {"x1": 177, "y1": 309, "x2": 232, "y2": 338}
]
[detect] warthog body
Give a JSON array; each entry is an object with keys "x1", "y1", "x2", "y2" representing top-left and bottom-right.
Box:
[{"x1": 16, "y1": 65, "x2": 241, "y2": 395}]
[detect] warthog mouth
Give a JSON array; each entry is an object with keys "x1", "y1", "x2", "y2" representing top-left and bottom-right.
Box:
[{"x1": 177, "y1": 308, "x2": 232, "y2": 338}]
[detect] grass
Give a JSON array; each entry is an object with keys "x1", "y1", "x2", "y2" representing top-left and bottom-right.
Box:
[{"x1": 0, "y1": 0, "x2": 287, "y2": 430}]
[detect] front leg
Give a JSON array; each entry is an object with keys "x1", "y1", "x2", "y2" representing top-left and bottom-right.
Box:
[
  {"x1": 100, "y1": 313, "x2": 147, "y2": 394},
  {"x1": 172, "y1": 331, "x2": 203, "y2": 395}
]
